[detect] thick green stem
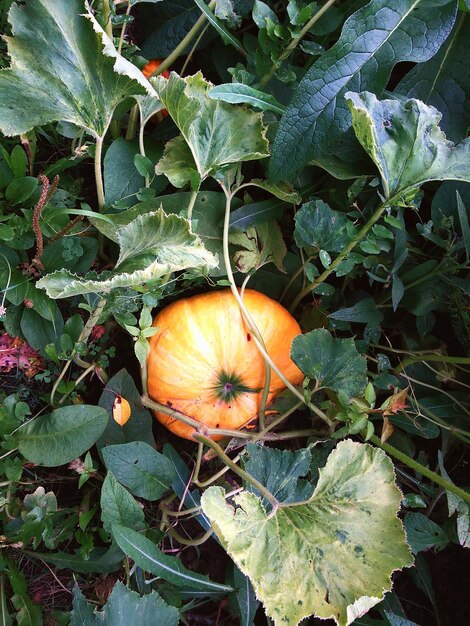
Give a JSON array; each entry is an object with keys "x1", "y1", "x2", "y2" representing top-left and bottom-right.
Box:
[
  {"x1": 370, "y1": 434, "x2": 470, "y2": 504},
  {"x1": 290, "y1": 202, "x2": 389, "y2": 312},
  {"x1": 94, "y1": 136, "x2": 106, "y2": 212},
  {"x1": 260, "y1": 0, "x2": 337, "y2": 87},
  {"x1": 125, "y1": 105, "x2": 139, "y2": 141},
  {"x1": 187, "y1": 190, "x2": 198, "y2": 221},
  {"x1": 193, "y1": 434, "x2": 279, "y2": 510}
]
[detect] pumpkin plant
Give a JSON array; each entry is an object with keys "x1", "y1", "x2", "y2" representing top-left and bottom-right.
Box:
[{"x1": 146, "y1": 288, "x2": 303, "y2": 439}]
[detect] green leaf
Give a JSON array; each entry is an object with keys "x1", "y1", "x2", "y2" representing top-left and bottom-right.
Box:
[
  {"x1": 346, "y1": 91, "x2": 470, "y2": 199},
  {"x1": 243, "y1": 443, "x2": 314, "y2": 507},
  {"x1": 70, "y1": 584, "x2": 96, "y2": 626},
  {"x1": 154, "y1": 72, "x2": 269, "y2": 181},
  {"x1": 102, "y1": 442, "x2": 176, "y2": 501},
  {"x1": 246, "y1": 179, "x2": 301, "y2": 204},
  {"x1": 20, "y1": 307, "x2": 64, "y2": 356},
  {"x1": 22, "y1": 546, "x2": 123, "y2": 574},
  {"x1": 201, "y1": 440, "x2": 413, "y2": 626},
  {"x1": 209, "y1": 84, "x2": 286, "y2": 114},
  {"x1": 112, "y1": 524, "x2": 234, "y2": 592},
  {"x1": 0, "y1": 0, "x2": 152, "y2": 138},
  {"x1": 71, "y1": 581, "x2": 180, "y2": 626},
  {"x1": 36, "y1": 208, "x2": 217, "y2": 298},
  {"x1": 97, "y1": 368, "x2": 155, "y2": 451},
  {"x1": 230, "y1": 565, "x2": 259, "y2": 626},
  {"x1": 294, "y1": 199, "x2": 357, "y2": 253},
  {"x1": 230, "y1": 197, "x2": 287, "y2": 231},
  {"x1": 16, "y1": 405, "x2": 108, "y2": 467},
  {"x1": 101, "y1": 471, "x2": 146, "y2": 533},
  {"x1": 291, "y1": 328, "x2": 368, "y2": 398},
  {"x1": 396, "y1": 12, "x2": 470, "y2": 143},
  {"x1": 269, "y1": 0, "x2": 457, "y2": 181},
  {"x1": 456, "y1": 191, "x2": 470, "y2": 261},
  {"x1": 89, "y1": 191, "x2": 231, "y2": 276},
  {"x1": 403, "y1": 513, "x2": 449, "y2": 553},
  {"x1": 95, "y1": 582, "x2": 179, "y2": 625},
  {"x1": 104, "y1": 138, "x2": 165, "y2": 206}
]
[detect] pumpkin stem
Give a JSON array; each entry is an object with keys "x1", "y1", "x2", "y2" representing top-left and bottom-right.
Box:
[{"x1": 212, "y1": 370, "x2": 261, "y2": 402}]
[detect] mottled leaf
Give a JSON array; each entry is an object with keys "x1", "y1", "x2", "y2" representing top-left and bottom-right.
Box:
[
  {"x1": 154, "y1": 72, "x2": 268, "y2": 181},
  {"x1": 0, "y1": 0, "x2": 152, "y2": 138},
  {"x1": 291, "y1": 329, "x2": 368, "y2": 398},
  {"x1": 201, "y1": 440, "x2": 413, "y2": 626},
  {"x1": 346, "y1": 91, "x2": 470, "y2": 199},
  {"x1": 231, "y1": 221, "x2": 287, "y2": 273},
  {"x1": 37, "y1": 209, "x2": 217, "y2": 298}
]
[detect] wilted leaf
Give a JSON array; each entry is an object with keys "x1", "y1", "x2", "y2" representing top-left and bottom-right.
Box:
[
  {"x1": 231, "y1": 221, "x2": 287, "y2": 273},
  {"x1": 291, "y1": 329, "x2": 368, "y2": 398},
  {"x1": 154, "y1": 72, "x2": 269, "y2": 182},
  {"x1": 209, "y1": 83, "x2": 285, "y2": 114},
  {"x1": 113, "y1": 396, "x2": 132, "y2": 427},
  {"x1": 202, "y1": 440, "x2": 413, "y2": 626},
  {"x1": 0, "y1": 0, "x2": 152, "y2": 138},
  {"x1": 346, "y1": 91, "x2": 470, "y2": 199},
  {"x1": 37, "y1": 209, "x2": 217, "y2": 298},
  {"x1": 155, "y1": 135, "x2": 201, "y2": 189}
]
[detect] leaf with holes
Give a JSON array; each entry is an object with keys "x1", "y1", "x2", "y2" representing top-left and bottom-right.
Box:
[{"x1": 346, "y1": 91, "x2": 470, "y2": 199}]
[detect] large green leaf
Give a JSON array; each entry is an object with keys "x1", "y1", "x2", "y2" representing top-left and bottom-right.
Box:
[
  {"x1": 345, "y1": 91, "x2": 470, "y2": 199},
  {"x1": 102, "y1": 442, "x2": 176, "y2": 501},
  {"x1": 36, "y1": 208, "x2": 217, "y2": 298},
  {"x1": 396, "y1": 12, "x2": 470, "y2": 142},
  {"x1": 112, "y1": 524, "x2": 234, "y2": 592},
  {"x1": 154, "y1": 72, "x2": 269, "y2": 183},
  {"x1": 201, "y1": 440, "x2": 413, "y2": 626},
  {"x1": 269, "y1": 0, "x2": 457, "y2": 181},
  {"x1": 0, "y1": 0, "x2": 152, "y2": 138},
  {"x1": 291, "y1": 329, "x2": 368, "y2": 398},
  {"x1": 16, "y1": 405, "x2": 108, "y2": 467}
]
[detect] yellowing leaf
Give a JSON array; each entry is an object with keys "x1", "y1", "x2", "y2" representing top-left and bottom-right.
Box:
[
  {"x1": 201, "y1": 440, "x2": 413, "y2": 626},
  {"x1": 113, "y1": 396, "x2": 132, "y2": 427}
]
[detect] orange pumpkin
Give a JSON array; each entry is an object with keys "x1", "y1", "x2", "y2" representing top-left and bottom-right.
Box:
[
  {"x1": 142, "y1": 59, "x2": 170, "y2": 119},
  {"x1": 146, "y1": 289, "x2": 304, "y2": 440}
]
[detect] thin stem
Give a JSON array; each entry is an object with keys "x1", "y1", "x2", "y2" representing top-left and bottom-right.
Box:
[
  {"x1": 148, "y1": 0, "x2": 217, "y2": 77},
  {"x1": 193, "y1": 434, "x2": 279, "y2": 511},
  {"x1": 395, "y1": 353, "x2": 470, "y2": 373},
  {"x1": 167, "y1": 526, "x2": 213, "y2": 546},
  {"x1": 138, "y1": 119, "x2": 149, "y2": 188},
  {"x1": 125, "y1": 105, "x2": 139, "y2": 141},
  {"x1": 94, "y1": 136, "x2": 106, "y2": 211},
  {"x1": 180, "y1": 23, "x2": 210, "y2": 76},
  {"x1": 290, "y1": 201, "x2": 389, "y2": 312},
  {"x1": 260, "y1": 0, "x2": 337, "y2": 87},
  {"x1": 117, "y1": 1, "x2": 131, "y2": 54},
  {"x1": 370, "y1": 434, "x2": 470, "y2": 504}
]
